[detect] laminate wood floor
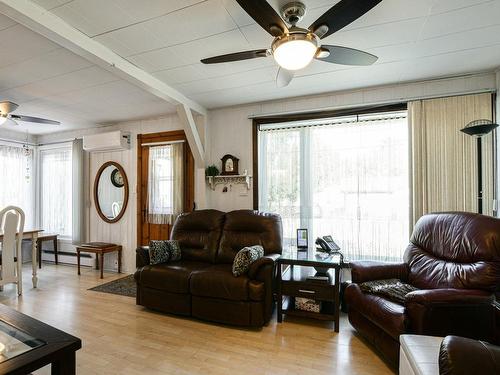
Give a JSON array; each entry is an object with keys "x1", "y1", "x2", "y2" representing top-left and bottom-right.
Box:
[{"x1": 0, "y1": 264, "x2": 394, "y2": 375}]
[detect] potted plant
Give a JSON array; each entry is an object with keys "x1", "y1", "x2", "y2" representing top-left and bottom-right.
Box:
[{"x1": 205, "y1": 165, "x2": 219, "y2": 178}]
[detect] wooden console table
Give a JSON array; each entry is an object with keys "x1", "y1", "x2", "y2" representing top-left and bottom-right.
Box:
[
  {"x1": 76, "y1": 242, "x2": 122, "y2": 279},
  {"x1": 36, "y1": 233, "x2": 58, "y2": 269}
]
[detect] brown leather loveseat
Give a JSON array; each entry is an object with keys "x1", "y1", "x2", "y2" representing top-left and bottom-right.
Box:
[
  {"x1": 345, "y1": 212, "x2": 500, "y2": 366},
  {"x1": 134, "y1": 209, "x2": 283, "y2": 327}
]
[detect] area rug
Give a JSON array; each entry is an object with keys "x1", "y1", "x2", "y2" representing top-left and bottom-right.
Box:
[{"x1": 89, "y1": 275, "x2": 136, "y2": 297}]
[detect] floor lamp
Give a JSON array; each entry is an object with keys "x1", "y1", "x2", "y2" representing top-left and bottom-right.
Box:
[{"x1": 460, "y1": 119, "x2": 499, "y2": 214}]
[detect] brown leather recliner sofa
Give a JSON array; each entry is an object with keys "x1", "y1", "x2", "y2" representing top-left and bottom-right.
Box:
[
  {"x1": 439, "y1": 335, "x2": 500, "y2": 375},
  {"x1": 345, "y1": 212, "x2": 500, "y2": 367},
  {"x1": 134, "y1": 209, "x2": 283, "y2": 327}
]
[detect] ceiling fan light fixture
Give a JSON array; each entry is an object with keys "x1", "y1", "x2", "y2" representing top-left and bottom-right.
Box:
[
  {"x1": 316, "y1": 47, "x2": 330, "y2": 59},
  {"x1": 272, "y1": 32, "x2": 317, "y2": 71}
]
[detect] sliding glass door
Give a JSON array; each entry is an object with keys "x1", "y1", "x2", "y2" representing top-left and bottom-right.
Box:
[{"x1": 258, "y1": 112, "x2": 409, "y2": 262}]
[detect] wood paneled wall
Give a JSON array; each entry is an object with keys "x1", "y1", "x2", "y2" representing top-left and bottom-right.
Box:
[{"x1": 89, "y1": 150, "x2": 135, "y2": 273}]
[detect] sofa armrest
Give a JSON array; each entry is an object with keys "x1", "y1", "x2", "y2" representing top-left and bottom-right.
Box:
[
  {"x1": 350, "y1": 261, "x2": 408, "y2": 283},
  {"x1": 405, "y1": 289, "x2": 495, "y2": 341},
  {"x1": 405, "y1": 289, "x2": 493, "y2": 306},
  {"x1": 248, "y1": 253, "x2": 280, "y2": 280},
  {"x1": 136, "y1": 247, "x2": 150, "y2": 268},
  {"x1": 439, "y1": 335, "x2": 500, "y2": 375},
  {"x1": 247, "y1": 253, "x2": 280, "y2": 324}
]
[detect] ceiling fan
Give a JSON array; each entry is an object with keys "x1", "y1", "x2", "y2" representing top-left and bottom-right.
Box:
[
  {"x1": 201, "y1": 0, "x2": 382, "y2": 87},
  {"x1": 0, "y1": 101, "x2": 60, "y2": 126}
]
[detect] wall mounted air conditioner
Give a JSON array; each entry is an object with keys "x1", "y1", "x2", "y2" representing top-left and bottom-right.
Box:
[{"x1": 83, "y1": 130, "x2": 131, "y2": 152}]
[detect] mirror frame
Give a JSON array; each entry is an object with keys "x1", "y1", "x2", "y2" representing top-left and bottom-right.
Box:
[{"x1": 93, "y1": 161, "x2": 129, "y2": 224}]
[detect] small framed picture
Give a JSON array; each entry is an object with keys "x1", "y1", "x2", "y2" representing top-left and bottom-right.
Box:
[{"x1": 297, "y1": 228, "x2": 308, "y2": 249}]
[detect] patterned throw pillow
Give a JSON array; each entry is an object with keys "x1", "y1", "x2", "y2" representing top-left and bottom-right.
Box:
[
  {"x1": 168, "y1": 240, "x2": 182, "y2": 261},
  {"x1": 148, "y1": 240, "x2": 170, "y2": 265},
  {"x1": 232, "y1": 245, "x2": 264, "y2": 277},
  {"x1": 359, "y1": 278, "x2": 418, "y2": 304}
]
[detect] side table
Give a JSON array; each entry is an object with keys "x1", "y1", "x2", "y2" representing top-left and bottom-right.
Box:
[
  {"x1": 276, "y1": 248, "x2": 343, "y2": 332},
  {"x1": 76, "y1": 242, "x2": 122, "y2": 279}
]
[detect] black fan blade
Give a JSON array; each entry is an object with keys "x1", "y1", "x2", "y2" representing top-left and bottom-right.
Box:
[
  {"x1": 10, "y1": 114, "x2": 60, "y2": 125},
  {"x1": 316, "y1": 45, "x2": 377, "y2": 66},
  {"x1": 236, "y1": 0, "x2": 288, "y2": 37},
  {"x1": 309, "y1": 0, "x2": 382, "y2": 39},
  {"x1": 201, "y1": 49, "x2": 269, "y2": 64}
]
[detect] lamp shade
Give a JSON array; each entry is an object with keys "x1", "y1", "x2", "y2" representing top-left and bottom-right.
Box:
[
  {"x1": 461, "y1": 119, "x2": 499, "y2": 137},
  {"x1": 272, "y1": 32, "x2": 318, "y2": 71}
]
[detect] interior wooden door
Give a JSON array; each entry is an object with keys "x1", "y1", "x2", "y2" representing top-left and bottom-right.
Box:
[{"x1": 137, "y1": 130, "x2": 195, "y2": 246}]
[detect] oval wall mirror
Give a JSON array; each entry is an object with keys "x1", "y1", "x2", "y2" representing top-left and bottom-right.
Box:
[{"x1": 93, "y1": 161, "x2": 129, "y2": 223}]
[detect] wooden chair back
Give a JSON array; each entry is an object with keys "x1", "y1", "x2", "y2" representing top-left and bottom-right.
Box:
[{"x1": 0, "y1": 206, "x2": 25, "y2": 295}]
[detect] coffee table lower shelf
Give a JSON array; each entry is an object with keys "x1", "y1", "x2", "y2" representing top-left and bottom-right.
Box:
[{"x1": 281, "y1": 296, "x2": 336, "y2": 321}]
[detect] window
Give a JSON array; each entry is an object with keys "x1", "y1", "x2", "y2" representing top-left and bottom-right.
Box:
[
  {"x1": 40, "y1": 146, "x2": 72, "y2": 237},
  {"x1": 258, "y1": 111, "x2": 409, "y2": 262},
  {"x1": 0, "y1": 143, "x2": 34, "y2": 227},
  {"x1": 147, "y1": 142, "x2": 184, "y2": 225}
]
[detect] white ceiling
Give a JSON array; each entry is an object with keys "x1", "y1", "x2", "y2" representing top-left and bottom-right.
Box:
[
  {"x1": 0, "y1": 13, "x2": 176, "y2": 134},
  {"x1": 29, "y1": 0, "x2": 500, "y2": 109},
  {"x1": 1, "y1": 0, "x2": 500, "y2": 134}
]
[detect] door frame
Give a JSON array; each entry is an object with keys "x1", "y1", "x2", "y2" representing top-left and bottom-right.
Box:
[{"x1": 136, "y1": 130, "x2": 195, "y2": 246}]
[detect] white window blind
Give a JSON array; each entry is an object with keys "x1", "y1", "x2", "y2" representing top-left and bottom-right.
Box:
[
  {"x1": 40, "y1": 146, "x2": 72, "y2": 237},
  {"x1": 0, "y1": 144, "x2": 34, "y2": 227},
  {"x1": 258, "y1": 111, "x2": 409, "y2": 262}
]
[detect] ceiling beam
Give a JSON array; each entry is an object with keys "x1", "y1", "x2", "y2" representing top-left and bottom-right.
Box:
[
  {"x1": 177, "y1": 104, "x2": 205, "y2": 166},
  {"x1": 0, "y1": 0, "x2": 206, "y2": 116}
]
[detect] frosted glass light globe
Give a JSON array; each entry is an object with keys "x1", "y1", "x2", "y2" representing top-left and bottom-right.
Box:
[{"x1": 273, "y1": 35, "x2": 317, "y2": 71}]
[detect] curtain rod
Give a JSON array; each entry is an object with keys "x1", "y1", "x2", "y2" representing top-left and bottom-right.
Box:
[
  {"x1": 37, "y1": 138, "x2": 78, "y2": 146},
  {"x1": 0, "y1": 137, "x2": 36, "y2": 147},
  {"x1": 0, "y1": 137, "x2": 78, "y2": 147},
  {"x1": 141, "y1": 140, "x2": 185, "y2": 147},
  {"x1": 248, "y1": 88, "x2": 496, "y2": 119},
  {"x1": 259, "y1": 114, "x2": 408, "y2": 132}
]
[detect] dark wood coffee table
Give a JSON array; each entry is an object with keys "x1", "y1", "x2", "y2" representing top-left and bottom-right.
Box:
[
  {"x1": 0, "y1": 303, "x2": 81, "y2": 374},
  {"x1": 276, "y1": 248, "x2": 344, "y2": 332}
]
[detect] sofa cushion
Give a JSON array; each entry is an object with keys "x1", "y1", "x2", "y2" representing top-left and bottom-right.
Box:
[
  {"x1": 217, "y1": 210, "x2": 282, "y2": 264},
  {"x1": 190, "y1": 264, "x2": 264, "y2": 301},
  {"x1": 137, "y1": 260, "x2": 210, "y2": 293},
  {"x1": 171, "y1": 209, "x2": 225, "y2": 263},
  {"x1": 346, "y1": 283, "x2": 407, "y2": 340}
]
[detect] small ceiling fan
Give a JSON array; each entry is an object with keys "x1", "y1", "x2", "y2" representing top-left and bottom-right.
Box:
[
  {"x1": 0, "y1": 101, "x2": 60, "y2": 126},
  {"x1": 201, "y1": 0, "x2": 382, "y2": 87}
]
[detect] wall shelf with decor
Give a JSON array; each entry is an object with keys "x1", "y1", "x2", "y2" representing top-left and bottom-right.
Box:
[{"x1": 206, "y1": 175, "x2": 252, "y2": 191}]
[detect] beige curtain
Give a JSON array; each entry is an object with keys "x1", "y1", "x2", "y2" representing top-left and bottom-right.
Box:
[
  {"x1": 171, "y1": 143, "x2": 184, "y2": 220},
  {"x1": 410, "y1": 93, "x2": 494, "y2": 227},
  {"x1": 147, "y1": 143, "x2": 184, "y2": 224}
]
